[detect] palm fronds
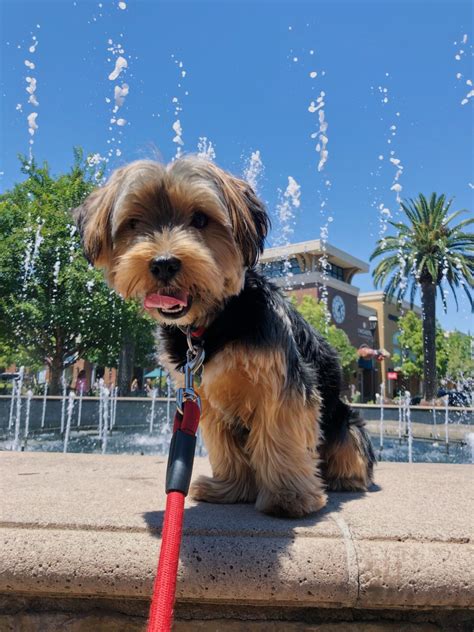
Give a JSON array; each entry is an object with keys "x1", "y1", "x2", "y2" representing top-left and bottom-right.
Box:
[{"x1": 370, "y1": 193, "x2": 474, "y2": 311}]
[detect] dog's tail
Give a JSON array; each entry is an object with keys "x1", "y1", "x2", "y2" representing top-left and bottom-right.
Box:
[{"x1": 321, "y1": 400, "x2": 376, "y2": 492}]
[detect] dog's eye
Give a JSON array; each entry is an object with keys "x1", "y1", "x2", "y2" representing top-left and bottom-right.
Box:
[
  {"x1": 128, "y1": 218, "x2": 139, "y2": 230},
  {"x1": 190, "y1": 211, "x2": 209, "y2": 229}
]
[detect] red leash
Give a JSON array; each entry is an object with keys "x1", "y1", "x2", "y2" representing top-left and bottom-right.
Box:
[
  {"x1": 147, "y1": 401, "x2": 201, "y2": 631},
  {"x1": 147, "y1": 330, "x2": 204, "y2": 632},
  {"x1": 147, "y1": 490, "x2": 185, "y2": 631}
]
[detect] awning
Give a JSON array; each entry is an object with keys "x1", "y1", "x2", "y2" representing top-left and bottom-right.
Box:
[{"x1": 144, "y1": 368, "x2": 162, "y2": 378}]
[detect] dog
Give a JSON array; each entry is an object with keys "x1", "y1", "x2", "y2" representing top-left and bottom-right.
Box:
[{"x1": 74, "y1": 156, "x2": 375, "y2": 518}]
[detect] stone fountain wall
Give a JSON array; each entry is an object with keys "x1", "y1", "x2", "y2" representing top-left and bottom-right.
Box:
[{"x1": 0, "y1": 396, "x2": 169, "y2": 433}]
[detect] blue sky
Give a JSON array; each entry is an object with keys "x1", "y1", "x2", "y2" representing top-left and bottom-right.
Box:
[{"x1": 1, "y1": 0, "x2": 472, "y2": 332}]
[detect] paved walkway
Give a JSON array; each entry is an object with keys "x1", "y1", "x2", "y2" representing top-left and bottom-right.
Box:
[{"x1": 0, "y1": 453, "x2": 473, "y2": 629}]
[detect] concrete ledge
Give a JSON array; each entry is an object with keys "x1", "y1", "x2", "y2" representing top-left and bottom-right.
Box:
[
  {"x1": 365, "y1": 420, "x2": 470, "y2": 442},
  {"x1": 0, "y1": 453, "x2": 473, "y2": 629}
]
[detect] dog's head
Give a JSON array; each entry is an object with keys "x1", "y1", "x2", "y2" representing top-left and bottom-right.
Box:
[{"x1": 74, "y1": 156, "x2": 269, "y2": 327}]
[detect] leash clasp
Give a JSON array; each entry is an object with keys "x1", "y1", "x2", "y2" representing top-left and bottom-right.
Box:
[{"x1": 176, "y1": 327, "x2": 205, "y2": 414}]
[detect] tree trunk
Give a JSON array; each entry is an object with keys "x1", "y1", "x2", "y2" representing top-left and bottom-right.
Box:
[
  {"x1": 49, "y1": 355, "x2": 63, "y2": 396},
  {"x1": 118, "y1": 335, "x2": 135, "y2": 396},
  {"x1": 48, "y1": 330, "x2": 65, "y2": 395},
  {"x1": 420, "y1": 280, "x2": 437, "y2": 402}
]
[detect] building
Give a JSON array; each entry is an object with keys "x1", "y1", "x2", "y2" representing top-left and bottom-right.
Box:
[
  {"x1": 260, "y1": 239, "x2": 421, "y2": 401},
  {"x1": 358, "y1": 292, "x2": 422, "y2": 397},
  {"x1": 260, "y1": 240, "x2": 377, "y2": 347}
]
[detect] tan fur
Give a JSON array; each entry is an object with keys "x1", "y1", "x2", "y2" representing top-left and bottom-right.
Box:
[
  {"x1": 190, "y1": 409, "x2": 258, "y2": 505},
  {"x1": 321, "y1": 426, "x2": 373, "y2": 492},
  {"x1": 184, "y1": 346, "x2": 327, "y2": 518},
  {"x1": 75, "y1": 164, "x2": 130, "y2": 269},
  {"x1": 197, "y1": 161, "x2": 268, "y2": 267}
]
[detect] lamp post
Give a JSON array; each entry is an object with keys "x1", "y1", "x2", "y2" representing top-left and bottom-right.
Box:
[{"x1": 368, "y1": 315, "x2": 378, "y2": 402}]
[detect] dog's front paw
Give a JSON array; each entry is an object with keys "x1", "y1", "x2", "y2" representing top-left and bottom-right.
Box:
[
  {"x1": 256, "y1": 487, "x2": 327, "y2": 518},
  {"x1": 189, "y1": 475, "x2": 217, "y2": 502},
  {"x1": 190, "y1": 474, "x2": 256, "y2": 504}
]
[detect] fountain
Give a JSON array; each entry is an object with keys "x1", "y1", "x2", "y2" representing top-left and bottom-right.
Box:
[
  {"x1": 24, "y1": 389, "x2": 33, "y2": 443},
  {"x1": 63, "y1": 391, "x2": 75, "y2": 453},
  {"x1": 150, "y1": 376, "x2": 172, "y2": 452},
  {"x1": 40, "y1": 382, "x2": 48, "y2": 428},
  {"x1": 8, "y1": 379, "x2": 17, "y2": 430},
  {"x1": 76, "y1": 384, "x2": 84, "y2": 427},
  {"x1": 110, "y1": 386, "x2": 118, "y2": 429},
  {"x1": 2, "y1": 381, "x2": 472, "y2": 462},
  {"x1": 397, "y1": 392, "x2": 403, "y2": 440},
  {"x1": 100, "y1": 384, "x2": 109, "y2": 455},
  {"x1": 445, "y1": 395, "x2": 450, "y2": 447},
  {"x1": 379, "y1": 383, "x2": 385, "y2": 450},
  {"x1": 149, "y1": 388, "x2": 157, "y2": 434},
  {"x1": 243, "y1": 150, "x2": 264, "y2": 192},
  {"x1": 12, "y1": 367, "x2": 25, "y2": 452},
  {"x1": 60, "y1": 370, "x2": 67, "y2": 434},
  {"x1": 466, "y1": 433, "x2": 474, "y2": 464},
  {"x1": 98, "y1": 377, "x2": 104, "y2": 438},
  {"x1": 405, "y1": 390, "x2": 413, "y2": 463}
]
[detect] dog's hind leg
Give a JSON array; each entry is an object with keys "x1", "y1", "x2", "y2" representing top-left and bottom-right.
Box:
[{"x1": 321, "y1": 402, "x2": 375, "y2": 492}]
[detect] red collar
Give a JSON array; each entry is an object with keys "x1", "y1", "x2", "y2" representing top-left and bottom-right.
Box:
[{"x1": 190, "y1": 326, "x2": 206, "y2": 339}]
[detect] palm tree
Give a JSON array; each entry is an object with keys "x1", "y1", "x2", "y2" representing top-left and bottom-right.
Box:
[{"x1": 370, "y1": 193, "x2": 473, "y2": 401}]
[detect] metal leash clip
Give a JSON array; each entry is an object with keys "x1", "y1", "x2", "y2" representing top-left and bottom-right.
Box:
[{"x1": 176, "y1": 327, "x2": 205, "y2": 414}]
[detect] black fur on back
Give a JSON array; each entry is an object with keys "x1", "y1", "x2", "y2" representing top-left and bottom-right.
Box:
[{"x1": 161, "y1": 269, "x2": 375, "y2": 463}]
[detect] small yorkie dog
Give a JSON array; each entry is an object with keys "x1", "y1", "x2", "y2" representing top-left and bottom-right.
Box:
[{"x1": 74, "y1": 157, "x2": 375, "y2": 518}]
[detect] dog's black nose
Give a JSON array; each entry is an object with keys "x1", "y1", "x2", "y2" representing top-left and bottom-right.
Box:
[{"x1": 149, "y1": 257, "x2": 181, "y2": 283}]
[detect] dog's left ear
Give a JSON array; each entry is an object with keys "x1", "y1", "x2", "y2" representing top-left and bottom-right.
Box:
[
  {"x1": 73, "y1": 166, "x2": 125, "y2": 270},
  {"x1": 214, "y1": 169, "x2": 270, "y2": 267}
]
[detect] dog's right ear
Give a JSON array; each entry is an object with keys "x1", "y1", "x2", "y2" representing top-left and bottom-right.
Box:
[{"x1": 73, "y1": 167, "x2": 123, "y2": 268}]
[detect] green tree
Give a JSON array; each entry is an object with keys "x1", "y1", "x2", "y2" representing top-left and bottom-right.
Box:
[
  {"x1": 371, "y1": 193, "x2": 473, "y2": 401},
  {"x1": 0, "y1": 151, "x2": 156, "y2": 394},
  {"x1": 444, "y1": 330, "x2": 474, "y2": 383},
  {"x1": 393, "y1": 311, "x2": 447, "y2": 383},
  {"x1": 0, "y1": 339, "x2": 43, "y2": 374},
  {"x1": 293, "y1": 295, "x2": 357, "y2": 376}
]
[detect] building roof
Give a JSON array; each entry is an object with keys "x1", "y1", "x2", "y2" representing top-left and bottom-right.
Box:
[
  {"x1": 358, "y1": 303, "x2": 378, "y2": 318},
  {"x1": 359, "y1": 291, "x2": 422, "y2": 315},
  {"x1": 262, "y1": 239, "x2": 369, "y2": 275},
  {"x1": 272, "y1": 270, "x2": 361, "y2": 296}
]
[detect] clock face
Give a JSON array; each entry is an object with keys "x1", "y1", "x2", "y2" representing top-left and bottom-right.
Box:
[{"x1": 332, "y1": 295, "x2": 346, "y2": 324}]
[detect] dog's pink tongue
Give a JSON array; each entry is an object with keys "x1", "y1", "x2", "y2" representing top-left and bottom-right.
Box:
[{"x1": 144, "y1": 291, "x2": 188, "y2": 310}]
